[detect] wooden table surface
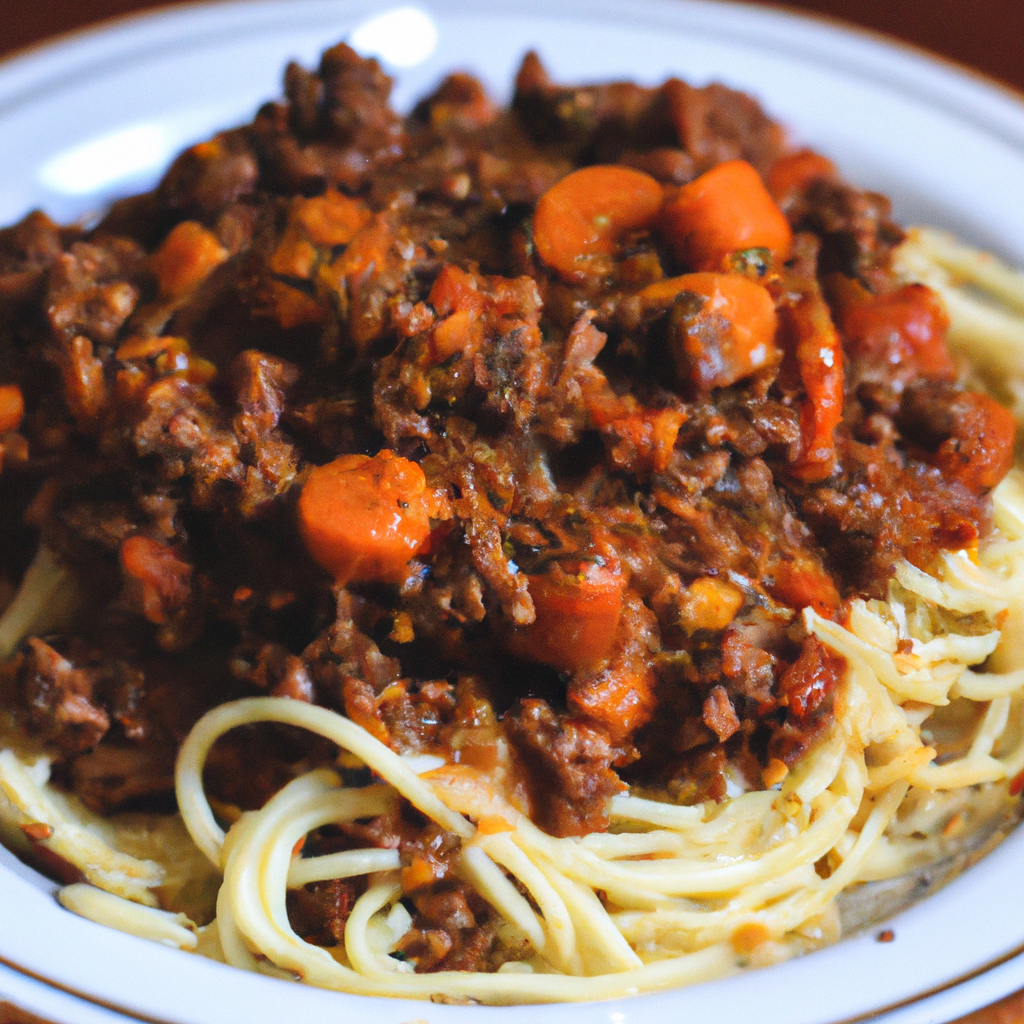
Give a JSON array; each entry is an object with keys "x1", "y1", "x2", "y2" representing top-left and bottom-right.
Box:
[{"x1": 0, "y1": 2, "x2": 1021, "y2": 1023}]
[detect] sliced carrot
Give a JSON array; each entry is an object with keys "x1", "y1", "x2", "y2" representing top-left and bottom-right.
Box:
[
  {"x1": 779, "y1": 283, "x2": 844, "y2": 481},
  {"x1": 832, "y1": 277, "x2": 955, "y2": 382},
  {"x1": 476, "y1": 815, "x2": 516, "y2": 835},
  {"x1": 432, "y1": 308, "x2": 483, "y2": 361},
  {"x1": 298, "y1": 450, "x2": 433, "y2": 584},
  {"x1": 533, "y1": 165, "x2": 663, "y2": 283},
  {"x1": 766, "y1": 148, "x2": 836, "y2": 201},
  {"x1": 325, "y1": 214, "x2": 394, "y2": 283},
  {"x1": 427, "y1": 265, "x2": 486, "y2": 362},
  {"x1": 269, "y1": 228, "x2": 318, "y2": 279},
  {"x1": 660, "y1": 159, "x2": 792, "y2": 272},
  {"x1": 508, "y1": 560, "x2": 625, "y2": 674},
  {"x1": 428, "y1": 264, "x2": 485, "y2": 318},
  {"x1": 568, "y1": 665, "x2": 656, "y2": 743},
  {"x1": 645, "y1": 272, "x2": 779, "y2": 390},
  {"x1": 151, "y1": 221, "x2": 228, "y2": 299},
  {"x1": 0, "y1": 384, "x2": 24, "y2": 433}
]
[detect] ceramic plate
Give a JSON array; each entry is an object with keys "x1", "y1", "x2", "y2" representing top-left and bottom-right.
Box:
[{"x1": 2, "y1": 2, "x2": 1024, "y2": 1022}]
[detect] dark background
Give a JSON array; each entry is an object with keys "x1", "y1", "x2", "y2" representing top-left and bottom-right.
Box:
[
  {"x1": 0, "y1": 3, "x2": 1022, "y2": 1023},
  {"x1": 1, "y1": 0, "x2": 1023, "y2": 95}
]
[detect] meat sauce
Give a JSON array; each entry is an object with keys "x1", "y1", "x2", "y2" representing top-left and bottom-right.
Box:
[{"x1": 0, "y1": 44, "x2": 1015, "y2": 965}]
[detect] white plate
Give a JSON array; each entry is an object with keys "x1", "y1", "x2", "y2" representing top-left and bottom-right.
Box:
[{"x1": 2, "y1": 2, "x2": 1024, "y2": 1022}]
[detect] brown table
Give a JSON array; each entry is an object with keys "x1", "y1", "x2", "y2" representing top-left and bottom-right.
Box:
[{"x1": 0, "y1": 2, "x2": 1021, "y2": 1023}]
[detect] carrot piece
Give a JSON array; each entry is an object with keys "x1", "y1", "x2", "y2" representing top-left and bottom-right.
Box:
[
  {"x1": 779, "y1": 283, "x2": 844, "y2": 481},
  {"x1": 660, "y1": 159, "x2": 792, "y2": 271},
  {"x1": 428, "y1": 264, "x2": 485, "y2": 318},
  {"x1": 432, "y1": 308, "x2": 484, "y2": 361},
  {"x1": 151, "y1": 221, "x2": 228, "y2": 299},
  {"x1": 766, "y1": 148, "x2": 836, "y2": 201},
  {"x1": 533, "y1": 165, "x2": 663, "y2": 283},
  {"x1": 833, "y1": 277, "x2": 955, "y2": 382},
  {"x1": 604, "y1": 406, "x2": 687, "y2": 474},
  {"x1": 934, "y1": 391, "x2": 1016, "y2": 493},
  {"x1": 0, "y1": 384, "x2": 24, "y2": 433},
  {"x1": 508, "y1": 560, "x2": 625, "y2": 674},
  {"x1": 269, "y1": 228, "x2": 318, "y2": 279},
  {"x1": 298, "y1": 450, "x2": 433, "y2": 584},
  {"x1": 325, "y1": 214, "x2": 394, "y2": 283},
  {"x1": 678, "y1": 576, "x2": 744, "y2": 633},
  {"x1": 476, "y1": 815, "x2": 516, "y2": 835},
  {"x1": 645, "y1": 272, "x2": 779, "y2": 390},
  {"x1": 568, "y1": 664, "x2": 655, "y2": 743},
  {"x1": 291, "y1": 189, "x2": 371, "y2": 247}
]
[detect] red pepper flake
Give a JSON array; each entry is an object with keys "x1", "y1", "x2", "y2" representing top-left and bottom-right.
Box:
[
  {"x1": 19, "y1": 822, "x2": 54, "y2": 842},
  {"x1": 876, "y1": 929, "x2": 895, "y2": 943},
  {"x1": 1010, "y1": 769, "x2": 1024, "y2": 797}
]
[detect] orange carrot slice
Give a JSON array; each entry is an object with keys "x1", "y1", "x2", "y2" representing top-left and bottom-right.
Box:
[
  {"x1": 533, "y1": 165, "x2": 663, "y2": 283},
  {"x1": 298, "y1": 450, "x2": 432, "y2": 584},
  {"x1": 644, "y1": 272, "x2": 778, "y2": 390},
  {"x1": 661, "y1": 159, "x2": 792, "y2": 271},
  {"x1": 508, "y1": 560, "x2": 625, "y2": 673}
]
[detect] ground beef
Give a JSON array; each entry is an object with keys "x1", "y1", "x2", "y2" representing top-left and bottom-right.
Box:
[{"x1": 505, "y1": 698, "x2": 625, "y2": 837}]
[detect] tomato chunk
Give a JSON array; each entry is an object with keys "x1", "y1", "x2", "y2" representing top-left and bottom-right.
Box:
[{"x1": 833, "y1": 277, "x2": 955, "y2": 385}]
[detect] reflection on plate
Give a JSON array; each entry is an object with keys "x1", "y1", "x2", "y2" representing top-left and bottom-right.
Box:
[{"x1": 1, "y1": 2, "x2": 1024, "y2": 1023}]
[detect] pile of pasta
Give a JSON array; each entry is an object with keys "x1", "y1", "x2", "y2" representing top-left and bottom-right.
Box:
[{"x1": 2, "y1": 232, "x2": 1024, "y2": 1003}]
